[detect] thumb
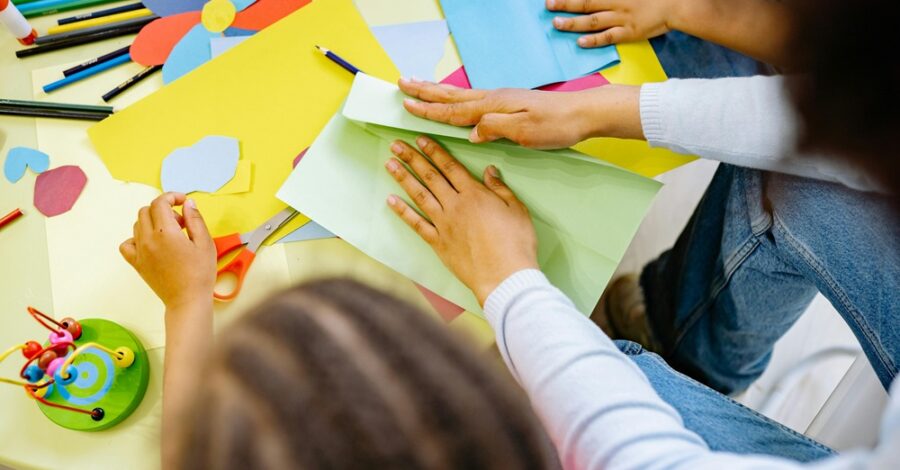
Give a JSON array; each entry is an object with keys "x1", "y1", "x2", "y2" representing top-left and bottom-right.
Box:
[
  {"x1": 482, "y1": 165, "x2": 518, "y2": 205},
  {"x1": 119, "y1": 239, "x2": 137, "y2": 267},
  {"x1": 182, "y1": 198, "x2": 212, "y2": 245},
  {"x1": 470, "y1": 113, "x2": 521, "y2": 144}
]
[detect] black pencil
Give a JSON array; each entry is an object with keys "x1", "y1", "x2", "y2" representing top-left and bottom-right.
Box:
[
  {"x1": 0, "y1": 98, "x2": 113, "y2": 114},
  {"x1": 16, "y1": 22, "x2": 145, "y2": 58},
  {"x1": 57, "y1": 2, "x2": 144, "y2": 25},
  {"x1": 102, "y1": 64, "x2": 160, "y2": 102},
  {"x1": 62, "y1": 45, "x2": 130, "y2": 77},
  {"x1": 34, "y1": 15, "x2": 156, "y2": 46},
  {"x1": 0, "y1": 107, "x2": 111, "y2": 121}
]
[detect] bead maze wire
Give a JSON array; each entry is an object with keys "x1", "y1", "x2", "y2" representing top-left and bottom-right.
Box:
[{"x1": 0, "y1": 307, "x2": 135, "y2": 421}]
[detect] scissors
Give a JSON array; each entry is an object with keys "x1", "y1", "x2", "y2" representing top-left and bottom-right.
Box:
[{"x1": 213, "y1": 207, "x2": 299, "y2": 301}]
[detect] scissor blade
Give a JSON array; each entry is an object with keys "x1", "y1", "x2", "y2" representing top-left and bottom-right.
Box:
[{"x1": 245, "y1": 208, "x2": 299, "y2": 251}]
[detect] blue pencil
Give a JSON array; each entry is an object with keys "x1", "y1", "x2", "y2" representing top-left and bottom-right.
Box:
[
  {"x1": 43, "y1": 53, "x2": 131, "y2": 93},
  {"x1": 314, "y1": 45, "x2": 363, "y2": 75}
]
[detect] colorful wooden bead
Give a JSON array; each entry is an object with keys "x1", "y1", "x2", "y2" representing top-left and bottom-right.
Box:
[
  {"x1": 22, "y1": 341, "x2": 42, "y2": 359},
  {"x1": 60, "y1": 317, "x2": 83, "y2": 340},
  {"x1": 49, "y1": 329, "x2": 73, "y2": 346},
  {"x1": 38, "y1": 350, "x2": 58, "y2": 370},
  {"x1": 113, "y1": 347, "x2": 135, "y2": 368},
  {"x1": 91, "y1": 408, "x2": 105, "y2": 421},
  {"x1": 55, "y1": 365, "x2": 78, "y2": 385},
  {"x1": 23, "y1": 365, "x2": 44, "y2": 383},
  {"x1": 45, "y1": 357, "x2": 65, "y2": 377},
  {"x1": 29, "y1": 385, "x2": 49, "y2": 399}
]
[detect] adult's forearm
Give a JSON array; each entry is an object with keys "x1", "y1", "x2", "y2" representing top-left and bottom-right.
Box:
[{"x1": 671, "y1": 0, "x2": 792, "y2": 66}]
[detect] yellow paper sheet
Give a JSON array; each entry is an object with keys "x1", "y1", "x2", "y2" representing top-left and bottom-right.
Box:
[
  {"x1": 214, "y1": 160, "x2": 252, "y2": 195},
  {"x1": 88, "y1": 0, "x2": 399, "y2": 241}
]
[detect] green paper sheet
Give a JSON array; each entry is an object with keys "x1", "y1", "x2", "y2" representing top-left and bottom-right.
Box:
[{"x1": 277, "y1": 75, "x2": 661, "y2": 315}]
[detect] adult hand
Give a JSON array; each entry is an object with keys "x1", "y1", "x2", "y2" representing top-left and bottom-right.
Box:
[
  {"x1": 384, "y1": 136, "x2": 539, "y2": 305},
  {"x1": 399, "y1": 78, "x2": 643, "y2": 147},
  {"x1": 546, "y1": 0, "x2": 677, "y2": 48},
  {"x1": 120, "y1": 193, "x2": 217, "y2": 310}
]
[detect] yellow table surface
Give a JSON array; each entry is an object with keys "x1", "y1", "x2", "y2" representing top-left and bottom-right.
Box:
[{"x1": 1, "y1": 1, "x2": 672, "y2": 468}]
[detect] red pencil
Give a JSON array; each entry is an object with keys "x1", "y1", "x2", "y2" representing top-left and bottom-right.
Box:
[{"x1": 0, "y1": 208, "x2": 23, "y2": 230}]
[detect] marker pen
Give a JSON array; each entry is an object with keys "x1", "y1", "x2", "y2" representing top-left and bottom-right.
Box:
[{"x1": 1, "y1": 0, "x2": 38, "y2": 45}]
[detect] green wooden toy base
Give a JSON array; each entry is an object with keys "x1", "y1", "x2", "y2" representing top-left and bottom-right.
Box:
[{"x1": 37, "y1": 319, "x2": 150, "y2": 431}]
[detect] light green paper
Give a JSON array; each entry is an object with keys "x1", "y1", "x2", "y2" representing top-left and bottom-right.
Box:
[{"x1": 277, "y1": 75, "x2": 661, "y2": 315}]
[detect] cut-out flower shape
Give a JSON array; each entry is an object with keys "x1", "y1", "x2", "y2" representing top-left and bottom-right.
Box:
[{"x1": 132, "y1": 0, "x2": 311, "y2": 83}]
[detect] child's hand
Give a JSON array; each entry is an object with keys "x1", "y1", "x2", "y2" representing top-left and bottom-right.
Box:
[
  {"x1": 547, "y1": 0, "x2": 676, "y2": 48},
  {"x1": 119, "y1": 193, "x2": 217, "y2": 310},
  {"x1": 399, "y1": 78, "x2": 643, "y2": 147},
  {"x1": 385, "y1": 136, "x2": 539, "y2": 305}
]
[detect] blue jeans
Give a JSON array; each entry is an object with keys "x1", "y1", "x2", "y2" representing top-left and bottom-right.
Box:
[
  {"x1": 617, "y1": 340, "x2": 835, "y2": 461},
  {"x1": 640, "y1": 165, "x2": 900, "y2": 394}
]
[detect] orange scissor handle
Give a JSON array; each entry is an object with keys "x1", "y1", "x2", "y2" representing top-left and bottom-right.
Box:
[
  {"x1": 214, "y1": 233, "x2": 244, "y2": 259},
  {"x1": 214, "y1": 249, "x2": 256, "y2": 302}
]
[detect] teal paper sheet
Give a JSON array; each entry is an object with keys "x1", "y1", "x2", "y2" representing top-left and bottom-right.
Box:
[{"x1": 277, "y1": 75, "x2": 660, "y2": 315}]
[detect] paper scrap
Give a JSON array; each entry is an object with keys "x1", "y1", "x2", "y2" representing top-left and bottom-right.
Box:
[
  {"x1": 444, "y1": 65, "x2": 609, "y2": 92},
  {"x1": 277, "y1": 75, "x2": 661, "y2": 315},
  {"x1": 292, "y1": 148, "x2": 307, "y2": 168},
  {"x1": 277, "y1": 220, "x2": 335, "y2": 243},
  {"x1": 5, "y1": 147, "x2": 50, "y2": 183},
  {"x1": 440, "y1": 66, "x2": 470, "y2": 88},
  {"x1": 162, "y1": 23, "x2": 221, "y2": 84},
  {"x1": 88, "y1": 0, "x2": 397, "y2": 240},
  {"x1": 371, "y1": 20, "x2": 449, "y2": 82},
  {"x1": 201, "y1": 0, "x2": 236, "y2": 33},
  {"x1": 440, "y1": 0, "x2": 619, "y2": 89},
  {"x1": 132, "y1": 12, "x2": 202, "y2": 66},
  {"x1": 415, "y1": 284, "x2": 464, "y2": 322},
  {"x1": 210, "y1": 36, "x2": 249, "y2": 57},
  {"x1": 33, "y1": 165, "x2": 87, "y2": 217},
  {"x1": 231, "y1": 0, "x2": 310, "y2": 30},
  {"x1": 160, "y1": 136, "x2": 240, "y2": 194},
  {"x1": 142, "y1": 0, "x2": 206, "y2": 18},
  {"x1": 214, "y1": 160, "x2": 252, "y2": 195}
]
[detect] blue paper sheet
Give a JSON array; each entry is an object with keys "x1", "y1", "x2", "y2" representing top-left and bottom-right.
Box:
[
  {"x1": 160, "y1": 136, "x2": 240, "y2": 194},
  {"x1": 210, "y1": 36, "x2": 250, "y2": 57},
  {"x1": 371, "y1": 20, "x2": 449, "y2": 82},
  {"x1": 277, "y1": 220, "x2": 336, "y2": 243},
  {"x1": 440, "y1": 0, "x2": 619, "y2": 89},
  {"x1": 162, "y1": 24, "x2": 221, "y2": 84},
  {"x1": 4, "y1": 147, "x2": 49, "y2": 183},
  {"x1": 144, "y1": 0, "x2": 255, "y2": 17}
]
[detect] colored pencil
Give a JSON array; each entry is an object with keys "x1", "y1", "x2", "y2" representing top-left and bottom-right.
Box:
[
  {"x1": 16, "y1": 21, "x2": 144, "y2": 57},
  {"x1": 18, "y1": 0, "x2": 121, "y2": 18},
  {"x1": 43, "y1": 53, "x2": 131, "y2": 93},
  {"x1": 57, "y1": 1, "x2": 143, "y2": 25},
  {"x1": 102, "y1": 64, "x2": 159, "y2": 102},
  {"x1": 62, "y1": 44, "x2": 129, "y2": 76},
  {"x1": 48, "y1": 7, "x2": 151, "y2": 34},
  {"x1": 0, "y1": 106, "x2": 110, "y2": 120},
  {"x1": 0, "y1": 209, "x2": 23, "y2": 231},
  {"x1": 314, "y1": 45, "x2": 363, "y2": 75},
  {"x1": 34, "y1": 14, "x2": 155, "y2": 45},
  {"x1": 0, "y1": 98, "x2": 112, "y2": 113}
]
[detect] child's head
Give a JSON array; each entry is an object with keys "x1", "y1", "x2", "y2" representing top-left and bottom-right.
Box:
[{"x1": 175, "y1": 279, "x2": 559, "y2": 469}]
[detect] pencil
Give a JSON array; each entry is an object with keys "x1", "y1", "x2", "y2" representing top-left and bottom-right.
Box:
[
  {"x1": 314, "y1": 45, "x2": 363, "y2": 75},
  {"x1": 18, "y1": 0, "x2": 121, "y2": 18},
  {"x1": 102, "y1": 64, "x2": 160, "y2": 102},
  {"x1": 34, "y1": 14, "x2": 155, "y2": 45},
  {"x1": 0, "y1": 98, "x2": 112, "y2": 113},
  {"x1": 15, "y1": 21, "x2": 144, "y2": 57},
  {"x1": 48, "y1": 7, "x2": 151, "y2": 34},
  {"x1": 62, "y1": 45, "x2": 129, "y2": 76},
  {"x1": 0, "y1": 106, "x2": 110, "y2": 121},
  {"x1": 57, "y1": 2, "x2": 143, "y2": 25},
  {"x1": 0, "y1": 209, "x2": 23, "y2": 231},
  {"x1": 43, "y1": 53, "x2": 132, "y2": 93}
]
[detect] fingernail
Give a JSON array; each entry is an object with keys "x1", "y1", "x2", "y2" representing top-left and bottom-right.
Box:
[
  {"x1": 410, "y1": 76, "x2": 421, "y2": 82},
  {"x1": 488, "y1": 165, "x2": 500, "y2": 178},
  {"x1": 403, "y1": 98, "x2": 416, "y2": 107},
  {"x1": 553, "y1": 17, "x2": 565, "y2": 28},
  {"x1": 399, "y1": 76, "x2": 410, "y2": 84},
  {"x1": 578, "y1": 36, "x2": 588, "y2": 46},
  {"x1": 547, "y1": 0, "x2": 558, "y2": 8},
  {"x1": 391, "y1": 142, "x2": 403, "y2": 155},
  {"x1": 186, "y1": 198, "x2": 196, "y2": 209},
  {"x1": 386, "y1": 195, "x2": 398, "y2": 206},
  {"x1": 416, "y1": 136, "x2": 428, "y2": 148},
  {"x1": 385, "y1": 159, "x2": 399, "y2": 172}
]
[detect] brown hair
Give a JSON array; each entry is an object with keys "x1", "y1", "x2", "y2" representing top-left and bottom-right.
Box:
[
  {"x1": 177, "y1": 279, "x2": 559, "y2": 470},
  {"x1": 787, "y1": 0, "x2": 900, "y2": 202}
]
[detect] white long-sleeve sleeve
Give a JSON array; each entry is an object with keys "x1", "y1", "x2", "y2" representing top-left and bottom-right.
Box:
[
  {"x1": 639, "y1": 76, "x2": 882, "y2": 192},
  {"x1": 484, "y1": 269, "x2": 900, "y2": 470}
]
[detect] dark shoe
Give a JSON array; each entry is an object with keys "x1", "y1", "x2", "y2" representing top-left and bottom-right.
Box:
[{"x1": 594, "y1": 274, "x2": 662, "y2": 353}]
